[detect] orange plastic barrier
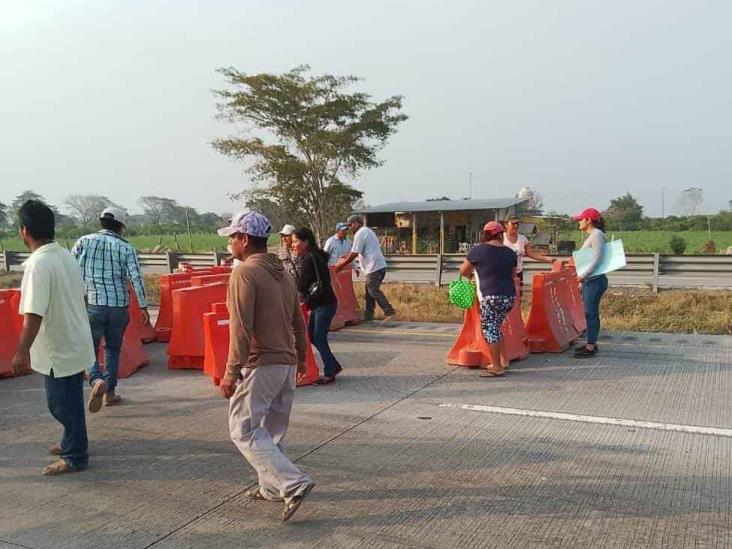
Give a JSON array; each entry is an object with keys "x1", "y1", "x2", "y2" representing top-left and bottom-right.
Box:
[
  {"x1": 525, "y1": 265, "x2": 583, "y2": 353},
  {"x1": 202, "y1": 302, "x2": 320, "y2": 387},
  {"x1": 96, "y1": 316, "x2": 149, "y2": 379},
  {"x1": 155, "y1": 273, "x2": 200, "y2": 342},
  {"x1": 191, "y1": 273, "x2": 231, "y2": 287},
  {"x1": 329, "y1": 266, "x2": 360, "y2": 331},
  {"x1": 129, "y1": 284, "x2": 156, "y2": 343},
  {"x1": 298, "y1": 305, "x2": 321, "y2": 386},
  {"x1": 154, "y1": 268, "x2": 232, "y2": 342},
  {"x1": 560, "y1": 262, "x2": 587, "y2": 335},
  {"x1": 0, "y1": 289, "x2": 31, "y2": 378},
  {"x1": 446, "y1": 281, "x2": 528, "y2": 368},
  {"x1": 167, "y1": 282, "x2": 228, "y2": 369},
  {"x1": 203, "y1": 302, "x2": 229, "y2": 386}
]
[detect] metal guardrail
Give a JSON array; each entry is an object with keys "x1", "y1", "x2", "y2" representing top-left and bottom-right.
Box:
[{"x1": 2, "y1": 250, "x2": 731, "y2": 290}]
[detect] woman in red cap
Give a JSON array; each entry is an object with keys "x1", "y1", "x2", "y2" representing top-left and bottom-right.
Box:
[
  {"x1": 459, "y1": 221, "x2": 518, "y2": 377},
  {"x1": 572, "y1": 208, "x2": 608, "y2": 358}
]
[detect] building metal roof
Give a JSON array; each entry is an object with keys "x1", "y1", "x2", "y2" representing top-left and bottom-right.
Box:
[{"x1": 354, "y1": 197, "x2": 528, "y2": 214}]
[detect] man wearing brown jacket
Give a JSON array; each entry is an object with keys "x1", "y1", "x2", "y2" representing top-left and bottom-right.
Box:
[{"x1": 217, "y1": 211, "x2": 315, "y2": 522}]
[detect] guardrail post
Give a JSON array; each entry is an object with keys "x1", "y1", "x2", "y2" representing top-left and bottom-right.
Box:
[
  {"x1": 2, "y1": 250, "x2": 10, "y2": 272},
  {"x1": 214, "y1": 250, "x2": 228, "y2": 266},
  {"x1": 166, "y1": 251, "x2": 178, "y2": 273},
  {"x1": 652, "y1": 253, "x2": 660, "y2": 293},
  {"x1": 435, "y1": 254, "x2": 443, "y2": 287}
]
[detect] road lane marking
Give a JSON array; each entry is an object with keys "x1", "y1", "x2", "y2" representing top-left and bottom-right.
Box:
[{"x1": 438, "y1": 402, "x2": 732, "y2": 438}]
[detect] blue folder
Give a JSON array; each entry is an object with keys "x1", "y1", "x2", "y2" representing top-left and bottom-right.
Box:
[{"x1": 572, "y1": 239, "x2": 626, "y2": 277}]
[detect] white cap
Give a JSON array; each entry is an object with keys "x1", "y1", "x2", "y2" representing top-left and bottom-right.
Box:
[
  {"x1": 100, "y1": 206, "x2": 129, "y2": 227},
  {"x1": 279, "y1": 224, "x2": 296, "y2": 236}
]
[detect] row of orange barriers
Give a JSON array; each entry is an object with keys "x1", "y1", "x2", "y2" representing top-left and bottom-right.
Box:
[
  {"x1": 447, "y1": 262, "x2": 586, "y2": 369},
  {"x1": 0, "y1": 285, "x2": 149, "y2": 380},
  {"x1": 202, "y1": 302, "x2": 320, "y2": 387},
  {"x1": 164, "y1": 265, "x2": 358, "y2": 387}
]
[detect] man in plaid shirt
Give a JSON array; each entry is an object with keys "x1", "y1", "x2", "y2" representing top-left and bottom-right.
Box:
[{"x1": 71, "y1": 207, "x2": 149, "y2": 410}]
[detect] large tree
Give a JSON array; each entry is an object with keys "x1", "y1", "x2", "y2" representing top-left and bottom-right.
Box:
[
  {"x1": 676, "y1": 187, "x2": 703, "y2": 217},
  {"x1": 65, "y1": 194, "x2": 122, "y2": 227},
  {"x1": 212, "y1": 65, "x2": 407, "y2": 241},
  {"x1": 137, "y1": 196, "x2": 188, "y2": 226},
  {"x1": 604, "y1": 192, "x2": 644, "y2": 229},
  {"x1": 0, "y1": 202, "x2": 8, "y2": 229}
]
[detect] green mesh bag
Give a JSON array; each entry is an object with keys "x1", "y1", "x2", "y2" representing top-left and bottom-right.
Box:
[{"x1": 449, "y1": 276, "x2": 476, "y2": 309}]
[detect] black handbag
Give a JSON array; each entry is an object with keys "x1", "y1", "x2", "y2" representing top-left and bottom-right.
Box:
[{"x1": 307, "y1": 252, "x2": 325, "y2": 302}]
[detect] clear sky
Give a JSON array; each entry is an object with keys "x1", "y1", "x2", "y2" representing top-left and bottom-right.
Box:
[{"x1": 2, "y1": 0, "x2": 731, "y2": 217}]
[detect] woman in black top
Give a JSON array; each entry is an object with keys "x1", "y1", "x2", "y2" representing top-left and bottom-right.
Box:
[{"x1": 292, "y1": 227, "x2": 342, "y2": 384}]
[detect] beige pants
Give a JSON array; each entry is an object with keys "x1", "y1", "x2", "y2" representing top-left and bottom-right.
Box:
[{"x1": 228, "y1": 365, "x2": 311, "y2": 501}]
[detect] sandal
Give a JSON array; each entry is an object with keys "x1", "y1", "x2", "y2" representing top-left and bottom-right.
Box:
[
  {"x1": 479, "y1": 370, "x2": 505, "y2": 378},
  {"x1": 42, "y1": 460, "x2": 73, "y2": 476},
  {"x1": 315, "y1": 376, "x2": 336, "y2": 385},
  {"x1": 282, "y1": 482, "x2": 315, "y2": 522},
  {"x1": 245, "y1": 485, "x2": 267, "y2": 501}
]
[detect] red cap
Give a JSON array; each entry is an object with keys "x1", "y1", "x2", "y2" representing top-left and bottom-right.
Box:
[
  {"x1": 483, "y1": 221, "x2": 505, "y2": 235},
  {"x1": 572, "y1": 208, "x2": 601, "y2": 221}
]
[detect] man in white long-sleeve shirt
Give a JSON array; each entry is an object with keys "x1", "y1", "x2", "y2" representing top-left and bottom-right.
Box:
[{"x1": 571, "y1": 208, "x2": 608, "y2": 358}]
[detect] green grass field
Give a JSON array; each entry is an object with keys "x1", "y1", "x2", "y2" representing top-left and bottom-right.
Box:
[
  {"x1": 1, "y1": 230, "x2": 730, "y2": 254},
  {"x1": 0, "y1": 233, "x2": 280, "y2": 253},
  {"x1": 556, "y1": 231, "x2": 732, "y2": 254}
]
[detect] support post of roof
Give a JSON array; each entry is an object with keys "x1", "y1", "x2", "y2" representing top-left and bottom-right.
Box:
[
  {"x1": 412, "y1": 213, "x2": 418, "y2": 254},
  {"x1": 439, "y1": 212, "x2": 445, "y2": 254}
]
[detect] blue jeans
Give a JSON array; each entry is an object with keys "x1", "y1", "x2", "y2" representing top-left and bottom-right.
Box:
[
  {"x1": 87, "y1": 305, "x2": 130, "y2": 392},
  {"x1": 45, "y1": 370, "x2": 88, "y2": 470},
  {"x1": 308, "y1": 302, "x2": 341, "y2": 378},
  {"x1": 582, "y1": 275, "x2": 608, "y2": 345}
]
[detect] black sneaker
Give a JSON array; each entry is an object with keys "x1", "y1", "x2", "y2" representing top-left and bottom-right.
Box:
[{"x1": 574, "y1": 346, "x2": 598, "y2": 358}]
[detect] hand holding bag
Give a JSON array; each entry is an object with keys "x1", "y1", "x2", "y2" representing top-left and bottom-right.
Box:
[{"x1": 449, "y1": 276, "x2": 476, "y2": 309}]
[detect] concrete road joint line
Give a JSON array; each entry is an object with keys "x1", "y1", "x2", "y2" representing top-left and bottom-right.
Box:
[
  {"x1": 439, "y1": 402, "x2": 732, "y2": 438},
  {"x1": 141, "y1": 370, "x2": 456, "y2": 548},
  {"x1": 0, "y1": 538, "x2": 35, "y2": 549}
]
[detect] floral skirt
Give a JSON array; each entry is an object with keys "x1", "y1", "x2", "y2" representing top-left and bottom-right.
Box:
[{"x1": 479, "y1": 295, "x2": 516, "y2": 344}]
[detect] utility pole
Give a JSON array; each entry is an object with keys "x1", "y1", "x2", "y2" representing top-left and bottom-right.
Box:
[{"x1": 661, "y1": 186, "x2": 665, "y2": 218}]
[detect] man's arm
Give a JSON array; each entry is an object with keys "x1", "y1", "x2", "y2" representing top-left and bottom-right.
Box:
[
  {"x1": 334, "y1": 252, "x2": 358, "y2": 272},
  {"x1": 70, "y1": 237, "x2": 83, "y2": 260},
  {"x1": 221, "y1": 272, "x2": 256, "y2": 398},
  {"x1": 125, "y1": 247, "x2": 148, "y2": 307},
  {"x1": 525, "y1": 244, "x2": 555, "y2": 264},
  {"x1": 11, "y1": 314, "x2": 42, "y2": 376}
]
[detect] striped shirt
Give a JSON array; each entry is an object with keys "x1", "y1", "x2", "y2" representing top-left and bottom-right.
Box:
[{"x1": 71, "y1": 230, "x2": 148, "y2": 308}]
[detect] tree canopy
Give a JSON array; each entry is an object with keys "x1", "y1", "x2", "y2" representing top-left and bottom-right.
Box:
[
  {"x1": 604, "y1": 192, "x2": 644, "y2": 229},
  {"x1": 212, "y1": 65, "x2": 407, "y2": 241}
]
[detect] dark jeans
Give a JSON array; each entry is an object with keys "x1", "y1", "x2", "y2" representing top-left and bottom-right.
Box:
[
  {"x1": 44, "y1": 370, "x2": 88, "y2": 470},
  {"x1": 582, "y1": 275, "x2": 608, "y2": 345},
  {"x1": 87, "y1": 305, "x2": 130, "y2": 392},
  {"x1": 309, "y1": 302, "x2": 341, "y2": 378},
  {"x1": 364, "y1": 268, "x2": 395, "y2": 321}
]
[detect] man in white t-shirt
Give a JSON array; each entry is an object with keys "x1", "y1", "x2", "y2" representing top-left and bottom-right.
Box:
[
  {"x1": 502, "y1": 216, "x2": 555, "y2": 285},
  {"x1": 334, "y1": 215, "x2": 395, "y2": 322},
  {"x1": 12, "y1": 200, "x2": 96, "y2": 476}
]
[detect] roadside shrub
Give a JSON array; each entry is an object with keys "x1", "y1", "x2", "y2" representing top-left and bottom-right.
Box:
[
  {"x1": 702, "y1": 240, "x2": 717, "y2": 254},
  {"x1": 669, "y1": 235, "x2": 687, "y2": 255}
]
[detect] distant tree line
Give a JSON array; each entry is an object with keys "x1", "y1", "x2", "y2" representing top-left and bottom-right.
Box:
[{"x1": 0, "y1": 191, "x2": 227, "y2": 239}]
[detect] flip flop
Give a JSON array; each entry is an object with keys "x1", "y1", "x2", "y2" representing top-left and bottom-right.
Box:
[
  {"x1": 282, "y1": 482, "x2": 315, "y2": 522},
  {"x1": 42, "y1": 460, "x2": 73, "y2": 476},
  {"x1": 479, "y1": 370, "x2": 504, "y2": 378}
]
